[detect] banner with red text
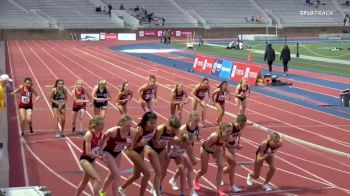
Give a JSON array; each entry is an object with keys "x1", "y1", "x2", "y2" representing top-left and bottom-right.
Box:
[{"x1": 193, "y1": 55, "x2": 261, "y2": 85}]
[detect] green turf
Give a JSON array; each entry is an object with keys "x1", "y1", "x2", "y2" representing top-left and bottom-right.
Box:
[{"x1": 171, "y1": 41, "x2": 350, "y2": 77}]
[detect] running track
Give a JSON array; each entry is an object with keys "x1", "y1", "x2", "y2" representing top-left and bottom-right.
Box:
[{"x1": 6, "y1": 40, "x2": 350, "y2": 196}]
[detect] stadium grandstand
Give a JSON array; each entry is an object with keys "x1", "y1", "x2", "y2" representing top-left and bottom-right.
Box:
[{"x1": 0, "y1": 0, "x2": 348, "y2": 29}]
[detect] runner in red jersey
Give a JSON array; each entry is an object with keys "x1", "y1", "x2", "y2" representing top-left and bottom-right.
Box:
[
  {"x1": 75, "y1": 116, "x2": 104, "y2": 196},
  {"x1": 191, "y1": 78, "x2": 212, "y2": 126},
  {"x1": 119, "y1": 111, "x2": 157, "y2": 196},
  {"x1": 235, "y1": 77, "x2": 250, "y2": 115},
  {"x1": 116, "y1": 81, "x2": 133, "y2": 115},
  {"x1": 170, "y1": 82, "x2": 189, "y2": 123},
  {"x1": 99, "y1": 115, "x2": 135, "y2": 196},
  {"x1": 71, "y1": 80, "x2": 90, "y2": 135},
  {"x1": 222, "y1": 114, "x2": 247, "y2": 193},
  {"x1": 211, "y1": 81, "x2": 231, "y2": 125},
  {"x1": 11, "y1": 77, "x2": 40, "y2": 136},
  {"x1": 139, "y1": 75, "x2": 158, "y2": 112},
  {"x1": 247, "y1": 132, "x2": 283, "y2": 192},
  {"x1": 194, "y1": 122, "x2": 232, "y2": 196},
  {"x1": 149, "y1": 115, "x2": 181, "y2": 196}
]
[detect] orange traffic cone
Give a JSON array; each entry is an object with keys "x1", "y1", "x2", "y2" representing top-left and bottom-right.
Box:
[{"x1": 248, "y1": 52, "x2": 252, "y2": 62}]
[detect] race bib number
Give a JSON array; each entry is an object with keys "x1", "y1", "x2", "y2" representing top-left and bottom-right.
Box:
[
  {"x1": 145, "y1": 93, "x2": 153, "y2": 99},
  {"x1": 198, "y1": 91, "x2": 205, "y2": 97},
  {"x1": 218, "y1": 94, "x2": 225, "y2": 101},
  {"x1": 21, "y1": 96, "x2": 30, "y2": 104},
  {"x1": 91, "y1": 147, "x2": 100, "y2": 156},
  {"x1": 114, "y1": 143, "x2": 126, "y2": 152},
  {"x1": 77, "y1": 99, "x2": 84, "y2": 105}
]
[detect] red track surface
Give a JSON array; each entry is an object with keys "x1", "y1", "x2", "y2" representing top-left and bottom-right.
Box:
[{"x1": 6, "y1": 40, "x2": 350, "y2": 196}]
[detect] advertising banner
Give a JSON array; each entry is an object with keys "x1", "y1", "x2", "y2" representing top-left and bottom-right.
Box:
[{"x1": 81, "y1": 34, "x2": 100, "y2": 41}]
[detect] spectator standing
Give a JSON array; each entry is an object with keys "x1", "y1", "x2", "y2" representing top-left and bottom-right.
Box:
[
  {"x1": 162, "y1": 17, "x2": 166, "y2": 26},
  {"x1": 198, "y1": 34, "x2": 204, "y2": 47},
  {"x1": 167, "y1": 29, "x2": 171, "y2": 44},
  {"x1": 305, "y1": 0, "x2": 311, "y2": 5},
  {"x1": 0, "y1": 74, "x2": 12, "y2": 113},
  {"x1": 344, "y1": 14, "x2": 349, "y2": 27},
  {"x1": 162, "y1": 30, "x2": 167, "y2": 44},
  {"x1": 108, "y1": 3, "x2": 113, "y2": 18},
  {"x1": 103, "y1": 5, "x2": 107, "y2": 14},
  {"x1": 280, "y1": 45, "x2": 291, "y2": 76},
  {"x1": 264, "y1": 43, "x2": 276, "y2": 73},
  {"x1": 120, "y1": 4, "x2": 124, "y2": 10}
]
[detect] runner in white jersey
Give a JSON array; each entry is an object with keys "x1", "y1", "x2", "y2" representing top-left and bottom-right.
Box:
[
  {"x1": 169, "y1": 111, "x2": 201, "y2": 191},
  {"x1": 167, "y1": 133, "x2": 198, "y2": 196}
]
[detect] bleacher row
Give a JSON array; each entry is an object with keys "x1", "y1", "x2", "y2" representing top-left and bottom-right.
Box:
[{"x1": 0, "y1": 0, "x2": 348, "y2": 29}]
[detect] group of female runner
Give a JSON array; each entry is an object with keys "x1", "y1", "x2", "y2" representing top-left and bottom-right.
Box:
[{"x1": 11, "y1": 75, "x2": 282, "y2": 196}]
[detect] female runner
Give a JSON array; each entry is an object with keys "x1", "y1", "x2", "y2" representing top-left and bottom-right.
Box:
[
  {"x1": 71, "y1": 80, "x2": 90, "y2": 135},
  {"x1": 75, "y1": 116, "x2": 104, "y2": 196},
  {"x1": 116, "y1": 81, "x2": 133, "y2": 115},
  {"x1": 247, "y1": 132, "x2": 283, "y2": 192},
  {"x1": 169, "y1": 111, "x2": 201, "y2": 190},
  {"x1": 222, "y1": 114, "x2": 247, "y2": 193},
  {"x1": 139, "y1": 75, "x2": 158, "y2": 112},
  {"x1": 11, "y1": 77, "x2": 40, "y2": 136},
  {"x1": 194, "y1": 122, "x2": 232, "y2": 196},
  {"x1": 148, "y1": 115, "x2": 181, "y2": 195},
  {"x1": 92, "y1": 80, "x2": 110, "y2": 118},
  {"x1": 211, "y1": 80, "x2": 231, "y2": 124},
  {"x1": 235, "y1": 77, "x2": 250, "y2": 114},
  {"x1": 118, "y1": 111, "x2": 157, "y2": 196},
  {"x1": 167, "y1": 133, "x2": 198, "y2": 196},
  {"x1": 50, "y1": 79, "x2": 68, "y2": 138},
  {"x1": 99, "y1": 114, "x2": 135, "y2": 196},
  {"x1": 170, "y1": 82, "x2": 189, "y2": 123},
  {"x1": 191, "y1": 78, "x2": 212, "y2": 125}
]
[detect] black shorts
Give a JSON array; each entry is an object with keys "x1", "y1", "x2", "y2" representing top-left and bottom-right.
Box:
[
  {"x1": 103, "y1": 148, "x2": 121, "y2": 158},
  {"x1": 236, "y1": 97, "x2": 246, "y2": 102},
  {"x1": 80, "y1": 155, "x2": 95, "y2": 163},
  {"x1": 133, "y1": 146, "x2": 145, "y2": 154},
  {"x1": 142, "y1": 98, "x2": 152, "y2": 103},
  {"x1": 19, "y1": 105, "x2": 33, "y2": 110},
  {"x1": 169, "y1": 155, "x2": 177, "y2": 159},
  {"x1": 52, "y1": 103, "x2": 65, "y2": 109},
  {"x1": 93, "y1": 101, "x2": 108, "y2": 108},
  {"x1": 201, "y1": 143, "x2": 214, "y2": 154},
  {"x1": 148, "y1": 142, "x2": 165, "y2": 154}
]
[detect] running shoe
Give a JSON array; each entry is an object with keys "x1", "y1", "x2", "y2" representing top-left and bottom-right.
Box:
[
  {"x1": 191, "y1": 189, "x2": 199, "y2": 196},
  {"x1": 118, "y1": 187, "x2": 126, "y2": 196},
  {"x1": 180, "y1": 193, "x2": 185, "y2": 196},
  {"x1": 217, "y1": 188, "x2": 226, "y2": 196},
  {"x1": 231, "y1": 185, "x2": 242, "y2": 193},
  {"x1": 193, "y1": 181, "x2": 201, "y2": 190},
  {"x1": 29, "y1": 126, "x2": 34, "y2": 133},
  {"x1": 169, "y1": 177, "x2": 179, "y2": 190},
  {"x1": 99, "y1": 191, "x2": 105, "y2": 196},
  {"x1": 60, "y1": 132, "x2": 65, "y2": 137},
  {"x1": 246, "y1": 174, "x2": 253, "y2": 186},
  {"x1": 21, "y1": 131, "x2": 24, "y2": 137},
  {"x1": 220, "y1": 180, "x2": 224, "y2": 186},
  {"x1": 262, "y1": 184, "x2": 272, "y2": 192},
  {"x1": 72, "y1": 127, "x2": 76, "y2": 133},
  {"x1": 55, "y1": 133, "x2": 61, "y2": 138}
]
